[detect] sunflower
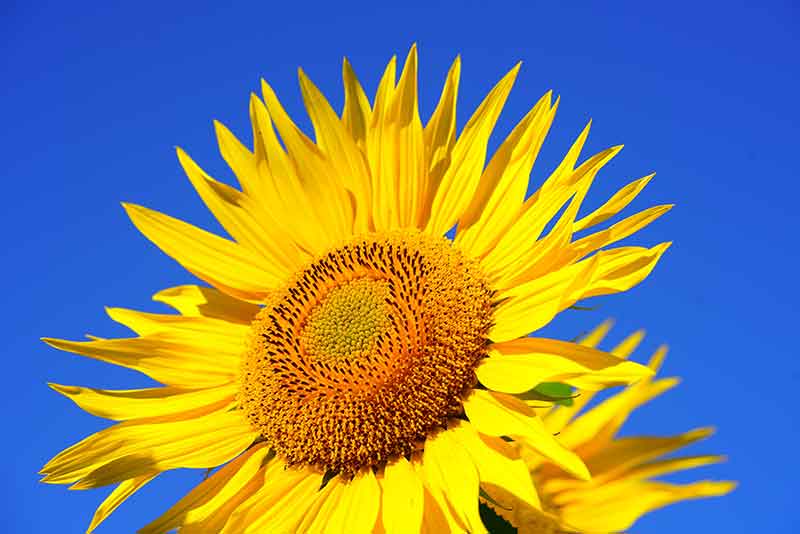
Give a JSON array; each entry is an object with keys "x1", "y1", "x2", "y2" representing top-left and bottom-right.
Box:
[
  {"x1": 41, "y1": 45, "x2": 673, "y2": 533},
  {"x1": 484, "y1": 321, "x2": 736, "y2": 533}
]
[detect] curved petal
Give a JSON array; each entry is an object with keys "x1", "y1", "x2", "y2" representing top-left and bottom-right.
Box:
[
  {"x1": 381, "y1": 457, "x2": 424, "y2": 534},
  {"x1": 152, "y1": 285, "x2": 260, "y2": 323},
  {"x1": 447, "y1": 419, "x2": 541, "y2": 511},
  {"x1": 366, "y1": 45, "x2": 426, "y2": 230},
  {"x1": 221, "y1": 461, "x2": 323, "y2": 534},
  {"x1": 123, "y1": 203, "x2": 279, "y2": 302},
  {"x1": 573, "y1": 173, "x2": 655, "y2": 231},
  {"x1": 177, "y1": 144, "x2": 303, "y2": 274},
  {"x1": 41, "y1": 410, "x2": 256, "y2": 487},
  {"x1": 477, "y1": 337, "x2": 653, "y2": 394},
  {"x1": 299, "y1": 68, "x2": 372, "y2": 233},
  {"x1": 456, "y1": 92, "x2": 557, "y2": 258},
  {"x1": 88, "y1": 473, "x2": 157, "y2": 533},
  {"x1": 48, "y1": 383, "x2": 237, "y2": 421},
  {"x1": 140, "y1": 443, "x2": 272, "y2": 534},
  {"x1": 490, "y1": 257, "x2": 598, "y2": 343},
  {"x1": 421, "y1": 428, "x2": 486, "y2": 534},
  {"x1": 341, "y1": 57, "x2": 372, "y2": 148},
  {"x1": 425, "y1": 63, "x2": 520, "y2": 236},
  {"x1": 418, "y1": 56, "x2": 460, "y2": 229},
  {"x1": 462, "y1": 389, "x2": 589, "y2": 481},
  {"x1": 42, "y1": 334, "x2": 238, "y2": 388}
]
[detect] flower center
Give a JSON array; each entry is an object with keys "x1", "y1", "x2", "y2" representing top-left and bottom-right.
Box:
[
  {"x1": 301, "y1": 278, "x2": 391, "y2": 364},
  {"x1": 239, "y1": 230, "x2": 494, "y2": 474}
]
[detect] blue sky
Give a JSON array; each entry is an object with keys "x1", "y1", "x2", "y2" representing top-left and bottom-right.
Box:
[{"x1": 4, "y1": 1, "x2": 797, "y2": 532}]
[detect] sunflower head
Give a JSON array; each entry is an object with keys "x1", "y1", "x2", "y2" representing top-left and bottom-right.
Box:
[
  {"x1": 240, "y1": 230, "x2": 495, "y2": 474},
  {"x1": 39, "y1": 45, "x2": 689, "y2": 534}
]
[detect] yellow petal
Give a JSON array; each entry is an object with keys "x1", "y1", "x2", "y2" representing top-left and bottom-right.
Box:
[
  {"x1": 560, "y1": 376, "x2": 679, "y2": 451},
  {"x1": 456, "y1": 92, "x2": 557, "y2": 258},
  {"x1": 463, "y1": 389, "x2": 589, "y2": 480},
  {"x1": 260, "y1": 79, "x2": 354, "y2": 242},
  {"x1": 41, "y1": 410, "x2": 256, "y2": 487},
  {"x1": 447, "y1": 420, "x2": 541, "y2": 511},
  {"x1": 105, "y1": 307, "x2": 249, "y2": 340},
  {"x1": 48, "y1": 383, "x2": 236, "y2": 421},
  {"x1": 140, "y1": 443, "x2": 271, "y2": 534},
  {"x1": 477, "y1": 337, "x2": 653, "y2": 394},
  {"x1": 213, "y1": 116, "x2": 261, "y2": 201},
  {"x1": 87, "y1": 473, "x2": 157, "y2": 533},
  {"x1": 42, "y1": 334, "x2": 238, "y2": 388},
  {"x1": 422, "y1": 429, "x2": 486, "y2": 533},
  {"x1": 382, "y1": 457, "x2": 424, "y2": 534},
  {"x1": 579, "y1": 242, "x2": 672, "y2": 299},
  {"x1": 298, "y1": 68, "x2": 372, "y2": 233},
  {"x1": 482, "y1": 144, "x2": 621, "y2": 282},
  {"x1": 221, "y1": 461, "x2": 323, "y2": 534},
  {"x1": 123, "y1": 203, "x2": 278, "y2": 302},
  {"x1": 324, "y1": 469, "x2": 381, "y2": 534},
  {"x1": 560, "y1": 480, "x2": 735, "y2": 533},
  {"x1": 490, "y1": 257, "x2": 598, "y2": 343},
  {"x1": 341, "y1": 57, "x2": 372, "y2": 148},
  {"x1": 367, "y1": 45, "x2": 426, "y2": 230},
  {"x1": 419, "y1": 56, "x2": 461, "y2": 229},
  {"x1": 573, "y1": 173, "x2": 655, "y2": 231},
  {"x1": 566, "y1": 204, "x2": 673, "y2": 264},
  {"x1": 248, "y1": 94, "x2": 329, "y2": 255},
  {"x1": 583, "y1": 428, "x2": 716, "y2": 481},
  {"x1": 177, "y1": 144, "x2": 303, "y2": 273},
  {"x1": 151, "y1": 285, "x2": 259, "y2": 323},
  {"x1": 425, "y1": 63, "x2": 520, "y2": 236}
]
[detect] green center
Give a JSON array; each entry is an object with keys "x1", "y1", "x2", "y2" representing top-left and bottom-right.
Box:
[{"x1": 301, "y1": 278, "x2": 391, "y2": 363}]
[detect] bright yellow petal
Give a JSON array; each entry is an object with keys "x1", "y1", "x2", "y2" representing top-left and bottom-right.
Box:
[
  {"x1": 87, "y1": 473, "x2": 157, "y2": 533},
  {"x1": 260, "y1": 79, "x2": 354, "y2": 242},
  {"x1": 140, "y1": 443, "x2": 271, "y2": 534},
  {"x1": 324, "y1": 469, "x2": 381, "y2": 534},
  {"x1": 419, "y1": 56, "x2": 460, "y2": 229},
  {"x1": 41, "y1": 410, "x2": 256, "y2": 487},
  {"x1": 381, "y1": 457, "x2": 424, "y2": 534},
  {"x1": 565, "y1": 204, "x2": 673, "y2": 265},
  {"x1": 48, "y1": 383, "x2": 237, "y2": 421},
  {"x1": 123, "y1": 203, "x2": 278, "y2": 302},
  {"x1": 578, "y1": 242, "x2": 672, "y2": 299},
  {"x1": 478, "y1": 337, "x2": 653, "y2": 394},
  {"x1": 422, "y1": 429, "x2": 486, "y2": 533},
  {"x1": 367, "y1": 45, "x2": 426, "y2": 230},
  {"x1": 462, "y1": 389, "x2": 589, "y2": 480},
  {"x1": 490, "y1": 257, "x2": 598, "y2": 342},
  {"x1": 177, "y1": 144, "x2": 303, "y2": 273},
  {"x1": 425, "y1": 63, "x2": 520, "y2": 236},
  {"x1": 456, "y1": 92, "x2": 557, "y2": 258},
  {"x1": 562, "y1": 373, "x2": 676, "y2": 451},
  {"x1": 42, "y1": 334, "x2": 238, "y2": 388},
  {"x1": 581, "y1": 428, "x2": 716, "y2": 482},
  {"x1": 298, "y1": 68, "x2": 372, "y2": 233},
  {"x1": 248, "y1": 94, "x2": 329, "y2": 255},
  {"x1": 560, "y1": 480, "x2": 735, "y2": 533},
  {"x1": 447, "y1": 419, "x2": 541, "y2": 511},
  {"x1": 573, "y1": 173, "x2": 655, "y2": 231},
  {"x1": 105, "y1": 307, "x2": 249, "y2": 340},
  {"x1": 341, "y1": 57, "x2": 372, "y2": 148},
  {"x1": 480, "y1": 142, "x2": 619, "y2": 279},
  {"x1": 220, "y1": 461, "x2": 323, "y2": 534},
  {"x1": 151, "y1": 285, "x2": 259, "y2": 323}
]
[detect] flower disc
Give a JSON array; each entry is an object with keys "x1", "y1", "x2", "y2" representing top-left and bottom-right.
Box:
[{"x1": 240, "y1": 230, "x2": 494, "y2": 473}]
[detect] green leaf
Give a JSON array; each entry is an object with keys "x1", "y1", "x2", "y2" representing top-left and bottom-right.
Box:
[
  {"x1": 479, "y1": 501, "x2": 517, "y2": 534},
  {"x1": 516, "y1": 382, "x2": 576, "y2": 406}
]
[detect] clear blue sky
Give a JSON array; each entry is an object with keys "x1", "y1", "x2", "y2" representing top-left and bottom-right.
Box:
[{"x1": 4, "y1": 1, "x2": 797, "y2": 532}]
